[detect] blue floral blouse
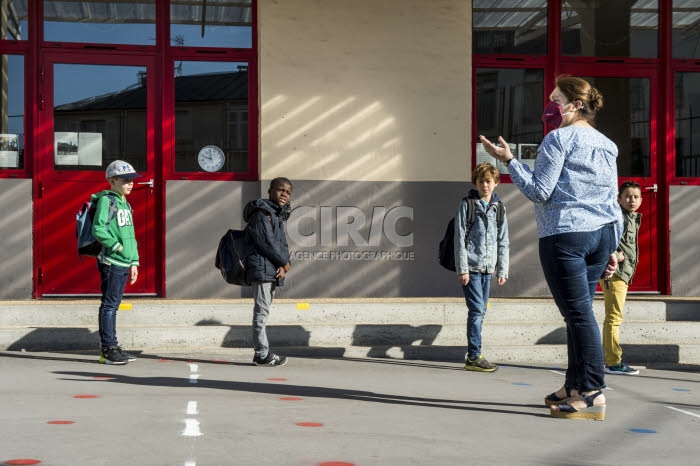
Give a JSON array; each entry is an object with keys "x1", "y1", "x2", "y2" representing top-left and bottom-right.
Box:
[{"x1": 507, "y1": 125, "x2": 623, "y2": 242}]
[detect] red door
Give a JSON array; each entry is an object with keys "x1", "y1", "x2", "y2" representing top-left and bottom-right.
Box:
[
  {"x1": 560, "y1": 64, "x2": 659, "y2": 292},
  {"x1": 37, "y1": 51, "x2": 157, "y2": 296}
]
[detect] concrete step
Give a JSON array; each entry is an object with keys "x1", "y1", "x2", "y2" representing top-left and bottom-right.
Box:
[{"x1": 1, "y1": 298, "x2": 699, "y2": 365}]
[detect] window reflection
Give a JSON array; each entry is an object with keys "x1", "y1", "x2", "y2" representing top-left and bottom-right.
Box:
[
  {"x1": 175, "y1": 61, "x2": 248, "y2": 173},
  {"x1": 472, "y1": 0, "x2": 547, "y2": 55},
  {"x1": 53, "y1": 64, "x2": 147, "y2": 172},
  {"x1": 0, "y1": 55, "x2": 24, "y2": 169},
  {"x1": 562, "y1": 0, "x2": 658, "y2": 58},
  {"x1": 676, "y1": 73, "x2": 700, "y2": 177},
  {"x1": 673, "y1": 0, "x2": 700, "y2": 58},
  {"x1": 44, "y1": 0, "x2": 155, "y2": 45},
  {"x1": 171, "y1": 0, "x2": 252, "y2": 48},
  {"x1": 476, "y1": 68, "x2": 544, "y2": 173},
  {"x1": 581, "y1": 76, "x2": 650, "y2": 177},
  {"x1": 1, "y1": 0, "x2": 27, "y2": 40}
]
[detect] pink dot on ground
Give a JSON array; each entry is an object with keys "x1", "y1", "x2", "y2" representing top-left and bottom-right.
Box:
[
  {"x1": 296, "y1": 422, "x2": 323, "y2": 427},
  {"x1": 280, "y1": 397, "x2": 303, "y2": 401},
  {"x1": 158, "y1": 359, "x2": 170, "y2": 362},
  {"x1": 4, "y1": 460, "x2": 42, "y2": 465},
  {"x1": 267, "y1": 377, "x2": 287, "y2": 381},
  {"x1": 319, "y1": 463, "x2": 355, "y2": 466},
  {"x1": 211, "y1": 359, "x2": 228, "y2": 363},
  {"x1": 47, "y1": 420, "x2": 75, "y2": 425},
  {"x1": 73, "y1": 395, "x2": 98, "y2": 399}
]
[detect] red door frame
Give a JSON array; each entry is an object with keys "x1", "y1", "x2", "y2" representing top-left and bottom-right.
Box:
[{"x1": 34, "y1": 50, "x2": 160, "y2": 296}]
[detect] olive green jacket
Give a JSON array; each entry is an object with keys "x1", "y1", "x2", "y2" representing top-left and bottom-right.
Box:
[{"x1": 615, "y1": 209, "x2": 641, "y2": 284}]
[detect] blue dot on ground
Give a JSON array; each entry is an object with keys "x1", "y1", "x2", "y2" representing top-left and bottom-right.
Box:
[
  {"x1": 512, "y1": 382, "x2": 532, "y2": 386},
  {"x1": 672, "y1": 388, "x2": 691, "y2": 392},
  {"x1": 629, "y1": 428, "x2": 657, "y2": 434}
]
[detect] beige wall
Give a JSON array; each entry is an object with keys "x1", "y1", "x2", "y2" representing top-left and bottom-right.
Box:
[
  {"x1": 258, "y1": 0, "x2": 471, "y2": 182},
  {"x1": 670, "y1": 186, "x2": 700, "y2": 296}
]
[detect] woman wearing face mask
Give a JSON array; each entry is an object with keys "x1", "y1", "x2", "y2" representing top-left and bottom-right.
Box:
[{"x1": 479, "y1": 76, "x2": 623, "y2": 421}]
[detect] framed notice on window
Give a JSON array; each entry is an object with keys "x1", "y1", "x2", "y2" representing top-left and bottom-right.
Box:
[{"x1": 0, "y1": 134, "x2": 19, "y2": 168}]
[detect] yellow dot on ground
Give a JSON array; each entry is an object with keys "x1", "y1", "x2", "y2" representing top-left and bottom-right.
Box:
[
  {"x1": 487, "y1": 301, "x2": 490, "y2": 309},
  {"x1": 296, "y1": 302, "x2": 310, "y2": 310},
  {"x1": 118, "y1": 303, "x2": 133, "y2": 311}
]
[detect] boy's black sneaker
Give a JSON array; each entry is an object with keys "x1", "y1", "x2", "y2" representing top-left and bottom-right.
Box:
[
  {"x1": 99, "y1": 347, "x2": 128, "y2": 365},
  {"x1": 252, "y1": 353, "x2": 287, "y2": 367},
  {"x1": 464, "y1": 355, "x2": 498, "y2": 372},
  {"x1": 117, "y1": 346, "x2": 137, "y2": 362}
]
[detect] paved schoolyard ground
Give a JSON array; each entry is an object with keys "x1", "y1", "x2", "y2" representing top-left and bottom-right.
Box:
[{"x1": 1, "y1": 350, "x2": 698, "y2": 466}]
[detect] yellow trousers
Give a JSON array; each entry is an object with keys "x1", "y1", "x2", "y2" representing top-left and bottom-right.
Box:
[{"x1": 600, "y1": 275, "x2": 628, "y2": 366}]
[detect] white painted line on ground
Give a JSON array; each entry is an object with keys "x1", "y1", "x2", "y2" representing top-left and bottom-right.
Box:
[
  {"x1": 550, "y1": 370, "x2": 565, "y2": 376},
  {"x1": 188, "y1": 363, "x2": 199, "y2": 373},
  {"x1": 187, "y1": 401, "x2": 198, "y2": 415},
  {"x1": 666, "y1": 406, "x2": 700, "y2": 419},
  {"x1": 189, "y1": 374, "x2": 200, "y2": 384},
  {"x1": 182, "y1": 418, "x2": 203, "y2": 436},
  {"x1": 184, "y1": 461, "x2": 196, "y2": 466}
]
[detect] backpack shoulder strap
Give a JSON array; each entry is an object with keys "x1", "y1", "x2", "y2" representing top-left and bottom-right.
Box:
[
  {"x1": 105, "y1": 193, "x2": 119, "y2": 225},
  {"x1": 496, "y1": 201, "x2": 505, "y2": 230},
  {"x1": 463, "y1": 197, "x2": 477, "y2": 233}
]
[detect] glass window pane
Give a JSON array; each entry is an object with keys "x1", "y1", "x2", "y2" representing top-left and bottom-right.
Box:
[
  {"x1": 53, "y1": 64, "x2": 147, "y2": 172},
  {"x1": 171, "y1": 0, "x2": 252, "y2": 48},
  {"x1": 476, "y1": 68, "x2": 544, "y2": 174},
  {"x1": 175, "y1": 61, "x2": 249, "y2": 173},
  {"x1": 675, "y1": 72, "x2": 700, "y2": 177},
  {"x1": 562, "y1": 0, "x2": 658, "y2": 58},
  {"x1": 1, "y1": 0, "x2": 28, "y2": 40},
  {"x1": 580, "y1": 76, "x2": 650, "y2": 177},
  {"x1": 673, "y1": 0, "x2": 700, "y2": 58},
  {"x1": 0, "y1": 55, "x2": 24, "y2": 169},
  {"x1": 44, "y1": 0, "x2": 155, "y2": 45},
  {"x1": 473, "y1": 0, "x2": 547, "y2": 55}
]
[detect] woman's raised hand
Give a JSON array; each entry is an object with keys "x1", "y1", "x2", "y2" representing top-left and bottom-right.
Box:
[{"x1": 479, "y1": 135, "x2": 514, "y2": 164}]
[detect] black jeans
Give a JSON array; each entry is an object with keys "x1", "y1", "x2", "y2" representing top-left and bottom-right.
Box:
[{"x1": 539, "y1": 223, "x2": 617, "y2": 392}]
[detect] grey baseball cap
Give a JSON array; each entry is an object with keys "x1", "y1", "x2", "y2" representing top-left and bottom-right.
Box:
[{"x1": 105, "y1": 160, "x2": 141, "y2": 180}]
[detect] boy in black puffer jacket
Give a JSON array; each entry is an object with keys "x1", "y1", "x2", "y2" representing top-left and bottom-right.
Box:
[{"x1": 243, "y1": 177, "x2": 293, "y2": 367}]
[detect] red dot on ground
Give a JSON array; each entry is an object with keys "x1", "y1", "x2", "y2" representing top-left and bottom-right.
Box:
[
  {"x1": 267, "y1": 377, "x2": 287, "y2": 381},
  {"x1": 158, "y1": 359, "x2": 170, "y2": 362},
  {"x1": 319, "y1": 463, "x2": 355, "y2": 466},
  {"x1": 4, "y1": 460, "x2": 42, "y2": 465},
  {"x1": 296, "y1": 422, "x2": 323, "y2": 427},
  {"x1": 92, "y1": 376, "x2": 114, "y2": 380},
  {"x1": 47, "y1": 420, "x2": 75, "y2": 425},
  {"x1": 280, "y1": 397, "x2": 303, "y2": 401},
  {"x1": 73, "y1": 394, "x2": 98, "y2": 399},
  {"x1": 211, "y1": 359, "x2": 228, "y2": 363}
]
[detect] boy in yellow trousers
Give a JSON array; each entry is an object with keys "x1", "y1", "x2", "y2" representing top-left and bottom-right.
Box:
[{"x1": 600, "y1": 181, "x2": 642, "y2": 375}]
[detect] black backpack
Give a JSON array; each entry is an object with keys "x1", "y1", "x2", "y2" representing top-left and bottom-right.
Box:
[
  {"x1": 214, "y1": 228, "x2": 254, "y2": 286},
  {"x1": 438, "y1": 198, "x2": 505, "y2": 272}
]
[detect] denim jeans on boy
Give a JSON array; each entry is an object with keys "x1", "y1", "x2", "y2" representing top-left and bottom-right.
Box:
[
  {"x1": 538, "y1": 223, "x2": 617, "y2": 392},
  {"x1": 252, "y1": 281, "x2": 277, "y2": 358},
  {"x1": 461, "y1": 272, "x2": 492, "y2": 360},
  {"x1": 97, "y1": 262, "x2": 129, "y2": 351}
]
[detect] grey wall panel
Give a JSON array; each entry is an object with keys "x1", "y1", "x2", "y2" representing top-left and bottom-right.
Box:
[
  {"x1": 670, "y1": 186, "x2": 700, "y2": 296},
  {"x1": 0, "y1": 180, "x2": 33, "y2": 299},
  {"x1": 165, "y1": 180, "x2": 260, "y2": 298},
  {"x1": 164, "y1": 179, "x2": 550, "y2": 299}
]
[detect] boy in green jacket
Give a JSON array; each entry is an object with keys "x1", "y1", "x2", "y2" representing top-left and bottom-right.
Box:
[
  {"x1": 599, "y1": 181, "x2": 642, "y2": 375},
  {"x1": 92, "y1": 160, "x2": 141, "y2": 365}
]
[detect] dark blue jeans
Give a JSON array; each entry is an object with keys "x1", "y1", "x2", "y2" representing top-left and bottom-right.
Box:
[
  {"x1": 97, "y1": 262, "x2": 129, "y2": 351},
  {"x1": 539, "y1": 223, "x2": 617, "y2": 392},
  {"x1": 461, "y1": 272, "x2": 492, "y2": 360}
]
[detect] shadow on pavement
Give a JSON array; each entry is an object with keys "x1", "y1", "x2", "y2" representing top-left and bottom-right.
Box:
[{"x1": 53, "y1": 370, "x2": 551, "y2": 418}]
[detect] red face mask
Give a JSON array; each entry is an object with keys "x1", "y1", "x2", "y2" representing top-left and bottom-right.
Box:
[{"x1": 542, "y1": 101, "x2": 564, "y2": 131}]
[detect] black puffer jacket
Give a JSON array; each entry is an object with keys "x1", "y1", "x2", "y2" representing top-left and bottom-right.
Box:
[{"x1": 243, "y1": 199, "x2": 291, "y2": 284}]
